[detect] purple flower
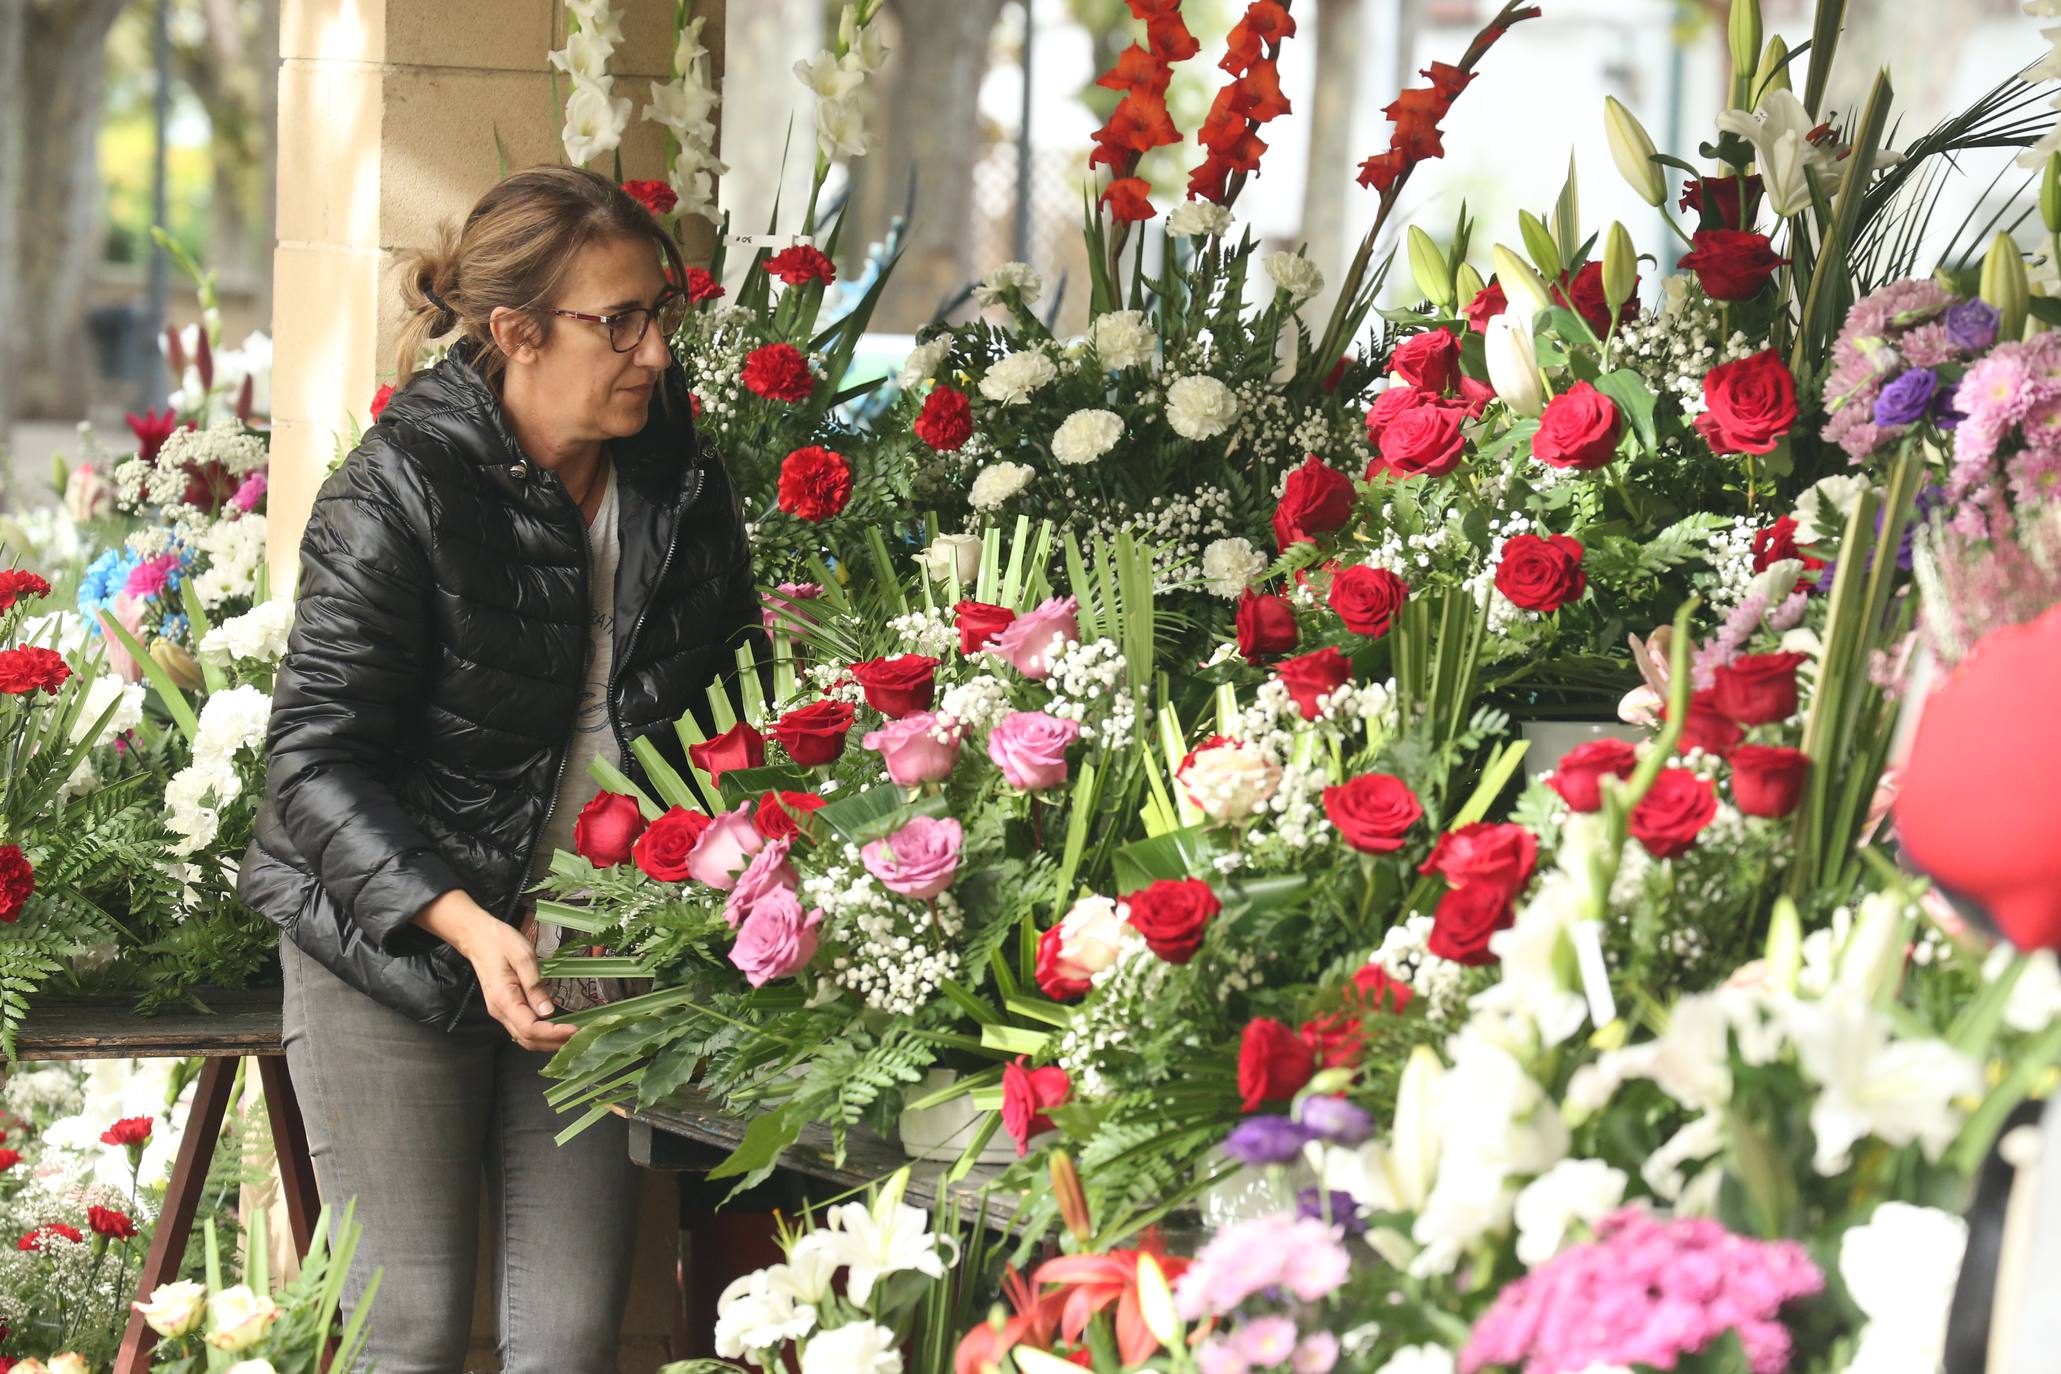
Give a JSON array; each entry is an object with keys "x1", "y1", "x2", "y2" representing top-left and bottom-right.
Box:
[
  {"x1": 1945, "y1": 299, "x2": 2001, "y2": 352},
  {"x1": 1295, "y1": 1188, "x2": 1368, "y2": 1236},
  {"x1": 1295, "y1": 1095, "x2": 1373, "y2": 1145},
  {"x1": 1222, "y1": 1115, "x2": 1312, "y2": 1167},
  {"x1": 1873, "y1": 367, "x2": 1938, "y2": 427}
]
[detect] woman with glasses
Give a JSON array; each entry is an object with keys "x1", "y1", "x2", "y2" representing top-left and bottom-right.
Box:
[{"x1": 237, "y1": 165, "x2": 758, "y2": 1370}]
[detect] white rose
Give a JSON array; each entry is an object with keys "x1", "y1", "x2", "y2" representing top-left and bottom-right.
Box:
[
  {"x1": 1201, "y1": 537, "x2": 1267, "y2": 600},
  {"x1": 897, "y1": 337, "x2": 952, "y2": 391},
  {"x1": 204, "y1": 1285, "x2": 279, "y2": 1352},
  {"x1": 967, "y1": 462, "x2": 1034, "y2": 512},
  {"x1": 916, "y1": 533, "x2": 983, "y2": 585},
  {"x1": 1049, "y1": 896, "x2": 1124, "y2": 986},
  {"x1": 1166, "y1": 201, "x2": 1233, "y2": 238},
  {"x1": 1264, "y1": 250, "x2": 1324, "y2": 305},
  {"x1": 1178, "y1": 741, "x2": 1281, "y2": 822},
  {"x1": 976, "y1": 351, "x2": 1057, "y2": 405},
  {"x1": 224, "y1": 1361, "x2": 278, "y2": 1374},
  {"x1": 1087, "y1": 310, "x2": 1156, "y2": 370},
  {"x1": 798, "y1": 1321, "x2": 902, "y2": 1374},
  {"x1": 1164, "y1": 374, "x2": 1239, "y2": 440},
  {"x1": 972, "y1": 261, "x2": 1044, "y2": 307},
  {"x1": 47, "y1": 1355, "x2": 90, "y2": 1374},
  {"x1": 1051, "y1": 409, "x2": 1124, "y2": 466}
]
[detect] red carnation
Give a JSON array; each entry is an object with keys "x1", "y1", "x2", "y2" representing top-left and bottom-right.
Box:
[
  {"x1": 572, "y1": 790, "x2": 647, "y2": 868},
  {"x1": 0, "y1": 571, "x2": 54, "y2": 612},
  {"x1": 633, "y1": 807, "x2": 715, "y2": 883},
  {"x1": 753, "y1": 790, "x2": 826, "y2": 842},
  {"x1": 1123, "y1": 878, "x2": 1220, "y2": 965},
  {"x1": 1549, "y1": 738, "x2": 1639, "y2": 813},
  {"x1": 1628, "y1": 767, "x2": 1718, "y2": 859},
  {"x1": 0, "y1": 847, "x2": 30, "y2": 925},
  {"x1": 776, "y1": 446, "x2": 852, "y2": 522},
  {"x1": 1001, "y1": 1057, "x2": 1071, "y2": 1155},
  {"x1": 1237, "y1": 1017, "x2": 1315, "y2": 1112},
  {"x1": 681, "y1": 266, "x2": 725, "y2": 303},
  {"x1": 1677, "y1": 230, "x2": 1789, "y2": 302},
  {"x1": 1328, "y1": 565, "x2": 1409, "y2": 638},
  {"x1": 1494, "y1": 534, "x2": 1586, "y2": 614},
  {"x1": 850, "y1": 655, "x2": 938, "y2": 718},
  {"x1": 100, "y1": 1117, "x2": 152, "y2": 1148},
  {"x1": 763, "y1": 244, "x2": 836, "y2": 287},
  {"x1": 18, "y1": 1224, "x2": 83, "y2": 1252},
  {"x1": 0, "y1": 646, "x2": 73, "y2": 696},
  {"x1": 1275, "y1": 646, "x2": 1352, "y2": 720},
  {"x1": 770, "y1": 700, "x2": 855, "y2": 767},
  {"x1": 87, "y1": 1206, "x2": 138, "y2": 1240},
  {"x1": 621, "y1": 179, "x2": 678, "y2": 216},
  {"x1": 1389, "y1": 329, "x2": 1462, "y2": 394},
  {"x1": 914, "y1": 385, "x2": 974, "y2": 452},
  {"x1": 1695, "y1": 350, "x2": 1798, "y2": 456},
  {"x1": 1271, "y1": 454, "x2": 1357, "y2": 551},
  {"x1": 1235, "y1": 589, "x2": 1298, "y2": 662},
  {"x1": 1729, "y1": 744, "x2": 1810, "y2": 818},
  {"x1": 954, "y1": 600, "x2": 1017, "y2": 656},
  {"x1": 1323, "y1": 773, "x2": 1423, "y2": 854},
  {"x1": 689, "y1": 721, "x2": 766, "y2": 784},
  {"x1": 742, "y1": 342, "x2": 815, "y2": 403}
]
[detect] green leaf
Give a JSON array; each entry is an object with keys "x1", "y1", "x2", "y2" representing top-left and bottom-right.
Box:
[
  {"x1": 707, "y1": 1100, "x2": 806, "y2": 1181},
  {"x1": 1112, "y1": 827, "x2": 1214, "y2": 889},
  {"x1": 100, "y1": 613, "x2": 198, "y2": 742},
  {"x1": 1592, "y1": 369, "x2": 1659, "y2": 452},
  {"x1": 979, "y1": 1024, "x2": 1052, "y2": 1056}
]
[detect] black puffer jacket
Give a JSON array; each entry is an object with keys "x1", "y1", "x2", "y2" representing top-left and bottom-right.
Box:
[{"x1": 237, "y1": 345, "x2": 759, "y2": 1028}]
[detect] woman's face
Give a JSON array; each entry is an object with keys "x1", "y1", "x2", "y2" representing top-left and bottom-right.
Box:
[{"x1": 505, "y1": 235, "x2": 674, "y2": 443}]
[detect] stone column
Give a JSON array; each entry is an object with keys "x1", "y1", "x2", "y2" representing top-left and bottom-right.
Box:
[{"x1": 269, "y1": 0, "x2": 723, "y2": 590}]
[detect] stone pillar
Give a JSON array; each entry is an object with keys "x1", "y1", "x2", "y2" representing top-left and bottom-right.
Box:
[{"x1": 269, "y1": 0, "x2": 724, "y2": 591}]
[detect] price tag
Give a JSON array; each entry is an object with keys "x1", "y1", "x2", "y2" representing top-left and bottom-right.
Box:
[{"x1": 726, "y1": 233, "x2": 817, "y2": 249}]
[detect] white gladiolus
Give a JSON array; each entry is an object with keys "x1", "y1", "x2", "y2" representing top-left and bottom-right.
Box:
[
  {"x1": 1088, "y1": 310, "x2": 1156, "y2": 370},
  {"x1": 1484, "y1": 315, "x2": 1545, "y2": 418},
  {"x1": 916, "y1": 533, "x2": 983, "y2": 584},
  {"x1": 968, "y1": 462, "x2": 1035, "y2": 511},
  {"x1": 673, "y1": 14, "x2": 710, "y2": 72},
  {"x1": 814, "y1": 92, "x2": 873, "y2": 161},
  {"x1": 547, "y1": 29, "x2": 615, "y2": 83},
  {"x1": 840, "y1": 4, "x2": 889, "y2": 73},
  {"x1": 1200, "y1": 536, "x2": 1266, "y2": 599},
  {"x1": 560, "y1": 80, "x2": 631, "y2": 167},
  {"x1": 793, "y1": 49, "x2": 864, "y2": 102},
  {"x1": 976, "y1": 351, "x2": 1057, "y2": 404},
  {"x1": 1263, "y1": 250, "x2": 1325, "y2": 305},
  {"x1": 1164, "y1": 375, "x2": 1240, "y2": 440},
  {"x1": 1166, "y1": 201, "x2": 1233, "y2": 238},
  {"x1": 1051, "y1": 409, "x2": 1124, "y2": 465},
  {"x1": 645, "y1": 78, "x2": 719, "y2": 141}
]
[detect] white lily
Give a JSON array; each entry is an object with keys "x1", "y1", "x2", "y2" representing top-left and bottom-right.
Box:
[
  {"x1": 1715, "y1": 88, "x2": 1834, "y2": 216},
  {"x1": 794, "y1": 1196, "x2": 949, "y2": 1306},
  {"x1": 1483, "y1": 314, "x2": 1544, "y2": 417}
]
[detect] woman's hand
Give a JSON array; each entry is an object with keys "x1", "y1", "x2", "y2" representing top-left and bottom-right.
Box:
[{"x1": 415, "y1": 891, "x2": 577, "y2": 1051}]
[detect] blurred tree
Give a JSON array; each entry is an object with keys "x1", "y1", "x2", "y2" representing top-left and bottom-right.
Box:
[
  {"x1": 170, "y1": 0, "x2": 279, "y2": 318},
  {"x1": 0, "y1": 0, "x2": 22, "y2": 441}
]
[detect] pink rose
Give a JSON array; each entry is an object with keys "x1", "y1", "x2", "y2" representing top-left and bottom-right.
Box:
[
  {"x1": 728, "y1": 886, "x2": 823, "y2": 987},
  {"x1": 863, "y1": 712, "x2": 963, "y2": 785},
  {"x1": 762, "y1": 581, "x2": 823, "y2": 631},
  {"x1": 986, "y1": 710, "x2": 1081, "y2": 791},
  {"x1": 986, "y1": 596, "x2": 1080, "y2": 680},
  {"x1": 721, "y1": 837, "x2": 797, "y2": 928},
  {"x1": 861, "y1": 816, "x2": 963, "y2": 899},
  {"x1": 684, "y1": 805, "x2": 765, "y2": 891}
]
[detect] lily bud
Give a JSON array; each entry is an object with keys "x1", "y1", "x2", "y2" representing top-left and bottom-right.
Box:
[
  {"x1": 1407, "y1": 226, "x2": 1455, "y2": 309},
  {"x1": 1728, "y1": 0, "x2": 1762, "y2": 101},
  {"x1": 1754, "y1": 35, "x2": 1791, "y2": 98},
  {"x1": 1484, "y1": 315, "x2": 1545, "y2": 417},
  {"x1": 1049, "y1": 1151, "x2": 1093, "y2": 1244},
  {"x1": 2043, "y1": 152, "x2": 2061, "y2": 236},
  {"x1": 1980, "y1": 231, "x2": 2030, "y2": 342},
  {"x1": 1518, "y1": 209, "x2": 1562, "y2": 281},
  {"x1": 1134, "y1": 1253, "x2": 1183, "y2": 1349},
  {"x1": 1492, "y1": 244, "x2": 1554, "y2": 319},
  {"x1": 1603, "y1": 97, "x2": 1665, "y2": 207},
  {"x1": 1454, "y1": 261, "x2": 1486, "y2": 306},
  {"x1": 151, "y1": 639, "x2": 205, "y2": 692},
  {"x1": 1602, "y1": 222, "x2": 1638, "y2": 324}
]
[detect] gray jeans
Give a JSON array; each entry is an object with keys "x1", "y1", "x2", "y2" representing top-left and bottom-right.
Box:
[{"x1": 280, "y1": 938, "x2": 641, "y2": 1372}]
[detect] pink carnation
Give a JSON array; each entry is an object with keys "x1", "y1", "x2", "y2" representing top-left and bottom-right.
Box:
[
  {"x1": 230, "y1": 470, "x2": 268, "y2": 513},
  {"x1": 124, "y1": 553, "x2": 183, "y2": 599}
]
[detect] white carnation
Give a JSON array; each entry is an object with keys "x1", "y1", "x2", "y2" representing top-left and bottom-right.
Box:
[
  {"x1": 191, "y1": 684, "x2": 273, "y2": 776},
  {"x1": 67, "y1": 676, "x2": 145, "y2": 750},
  {"x1": 199, "y1": 599, "x2": 295, "y2": 668},
  {"x1": 1050, "y1": 409, "x2": 1124, "y2": 466},
  {"x1": 972, "y1": 261, "x2": 1043, "y2": 307},
  {"x1": 896, "y1": 337, "x2": 952, "y2": 391},
  {"x1": 1166, "y1": 201, "x2": 1233, "y2": 238},
  {"x1": 1087, "y1": 310, "x2": 1156, "y2": 370},
  {"x1": 976, "y1": 351, "x2": 1057, "y2": 405},
  {"x1": 1164, "y1": 375, "x2": 1239, "y2": 440},
  {"x1": 1200, "y1": 537, "x2": 1267, "y2": 599},
  {"x1": 967, "y1": 462, "x2": 1034, "y2": 512},
  {"x1": 1264, "y1": 250, "x2": 1325, "y2": 305}
]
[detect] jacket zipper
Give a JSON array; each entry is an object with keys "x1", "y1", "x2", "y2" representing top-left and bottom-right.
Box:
[{"x1": 607, "y1": 466, "x2": 704, "y2": 771}]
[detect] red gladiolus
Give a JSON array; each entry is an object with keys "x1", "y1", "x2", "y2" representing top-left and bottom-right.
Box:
[
  {"x1": 1100, "y1": 176, "x2": 1157, "y2": 223},
  {"x1": 1096, "y1": 42, "x2": 1172, "y2": 98},
  {"x1": 1091, "y1": 90, "x2": 1181, "y2": 170}
]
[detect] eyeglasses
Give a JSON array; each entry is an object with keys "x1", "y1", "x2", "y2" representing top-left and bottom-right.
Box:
[{"x1": 546, "y1": 290, "x2": 688, "y2": 352}]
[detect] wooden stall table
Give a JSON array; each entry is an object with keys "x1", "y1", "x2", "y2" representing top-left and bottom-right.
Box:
[{"x1": 13, "y1": 988, "x2": 320, "y2": 1374}]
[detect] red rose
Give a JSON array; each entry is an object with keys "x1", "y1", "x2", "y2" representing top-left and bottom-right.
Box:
[
  {"x1": 1235, "y1": 589, "x2": 1298, "y2": 662},
  {"x1": 1035, "y1": 923, "x2": 1091, "y2": 1001},
  {"x1": 86, "y1": 1206, "x2": 137, "y2": 1240},
  {"x1": 1680, "y1": 174, "x2": 1764, "y2": 231},
  {"x1": 850, "y1": 655, "x2": 938, "y2": 718},
  {"x1": 1532, "y1": 382, "x2": 1622, "y2": 471},
  {"x1": 1427, "y1": 881, "x2": 1516, "y2": 965},
  {"x1": 0, "y1": 846, "x2": 32, "y2": 925},
  {"x1": 1275, "y1": 646, "x2": 1351, "y2": 720},
  {"x1": 1711, "y1": 651, "x2": 1808, "y2": 726},
  {"x1": 776, "y1": 445, "x2": 852, "y2": 522},
  {"x1": 0, "y1": 571, "x2": 53, "y2": 612},
  {"x1": 1369, "y1": 403, "x2": 1466, "y2": 480},
  {"x1": 1347, "y1": 963, "x2": 1414, "y2": 1014},
  {"x1": 771, "y1": 700, "x2": 855, "y2": 767},
  {"x1": 572, "y1": 790, "x2": 647, "y2": 868},
  {"x1": 1677, "y1": 230, "x2": 1789, "y2": 302},
  {"x1": 1364, "y1": 384, "x2": 1429, "y2": 448},
  {"x1": 18, "y1": 1224, "x2": 83, "y2": 1252},
  {"x1": 1298, "y1": 1014, "x2": 1364, "y2": 1070},
  {"x1": 633, "y1": 807, "x2": 715, "y2": 882},
  {"x1": 681, "y1": 266, "x2": 725, "y2": 303},
  {"x1": 1323, "y1": 773, "x2": 1423, "y2": 854},
  {"x1": 1553, "y1": 261, "x2": 1639, "y2": 337},
  {"x1": 621, "y1": 179, "x2": 678, "y2": 216},
  {"x1": 0, "y1": 646, "x2": 72, "y2": 696},
  {"x1": 1628, "y1": 767, "x2": 1718, "y2": 859},
  {"x1": 1272, "y1": 454, "x2": 1357, "y2": 551},
  {"x1": 914, "y1": 385, "x2": 974, "y2": 452},
  {"x1": 1002, "y1": 1057, "x2": 1071, "y2": 1155},
  {"x1": 954, "y1": 600, "x2": 1017, "y2": 656},
  {"x1": 1329, "y1": 565, "x2": 1409, "y2": 637},
  {"x1": 1389, "y1": 328, "x2": 1462, "y2": 394},
  {"x1": 741, "y1": 342, "x2": 815, "y2": 403},
  {"x1": 763, "y1": 244, "x2": 836, "y2": 286},
  {"x1": 100, "y1": 1117, "x2": 152, "y2": 1148},
  {"x1": 1729, "y1": 744, "x2": 1810, "y2": 818},
  {"x1": 1694, "y1": 350, "x2": 1797, "y2": 456},
  {"x1": 1750, "y1": 516, "x2": 1827, "y2": 591},
  {"x1": 1549, "y1": 738, "x2": 1639, "y2": 813},
  {"x1": 753, "y1": 790, "x2": 826, "y2": 841},
  {"x1": 1123, "y1": 877, "x2": 1220, "y2": 965},
  {"x1": 1672, "y1": 688, "x2": 1744, "y2": 759},
  {"x1": 369, "y1": 384, "x2": 395, "y2": 420},
  {"x1": 1237, "y1": 1017, "x2": 1315, "y2": 1111},
  {"x1": 689, "y1": 721, "x2": 766, "y2": 783},
  {"x1": 1494, "y1": 534, "x2": 1586, "y2": 613},
  {"x1": 1464, "y1": 280, "x2": 1508, "y2": 333},
  {"x1": 1457, "y1": 375, "x2": 1496, "y2": 418},
  {"x1": 0, "y1": 1148, "x2": 18, "y2": 1172},
  {"x1": 1419, "y1": 821, "x2": 1538, "y2": 892}
]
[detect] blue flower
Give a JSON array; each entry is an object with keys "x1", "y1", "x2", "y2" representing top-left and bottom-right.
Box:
[
  {"x1": 1295, "y1": 1187, "x2": 1368, "y2": 1236},
  {"x1": 1296, "y1": 1096, "x2": 1374, "y2": 1146},
  {"x1": 1872, "y1": 367, "x2": 1938, "y2": 428}
]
